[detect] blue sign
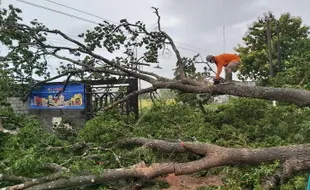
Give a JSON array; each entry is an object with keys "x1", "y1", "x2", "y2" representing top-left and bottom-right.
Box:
[{"x1": 29, "y1": 83, "x2": 86, "y2": 110}]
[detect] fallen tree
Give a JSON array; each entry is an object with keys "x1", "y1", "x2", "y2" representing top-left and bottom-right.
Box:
[
  {"x1": 1, "y1": 138, "x2": 310, "y2": 189},
  {"x1": 0, "y1": 4, "x2": 310, "y2": 190}
]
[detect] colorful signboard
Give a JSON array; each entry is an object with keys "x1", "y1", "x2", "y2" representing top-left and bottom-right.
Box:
[{"x1": 29, "y1": 83, "x2": 86, "y2": 110}]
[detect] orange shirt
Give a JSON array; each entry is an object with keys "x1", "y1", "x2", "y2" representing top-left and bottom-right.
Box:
[{"x1": 214, "y1": 53, "x2": 240, "y2": 79}]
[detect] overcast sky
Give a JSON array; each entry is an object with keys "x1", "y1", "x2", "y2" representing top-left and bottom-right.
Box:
[{"x1": 2, "y1": 0, "x2": 310, "y2": 87}]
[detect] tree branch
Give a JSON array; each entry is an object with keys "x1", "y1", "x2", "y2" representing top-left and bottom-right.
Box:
[
  {"x1": 42, "y1": 163, "x2": 69, "y2": 173},
  {"x1": 103, "y1": 87, "x2": 157, "y2": 111},
  {"x1": 195, "y1": 61, "x2": 216, "y2": 75},
  {"x1": 2, "y1": 164, "x2": 69, "y2": 190},
  {"x1": 0, "y1": 174, "x2": 31, "y2": 183},
  {"x1": 151, "y1": 7, "x2": 184, "y2": 78},
  {"x1": 123, "y1": 64, "x2": 167, "y2": 80},
  {"x1": 40, "y1": 42, "x2": 157, "y2": 83},
  {"x1": 152, "y1": 7, "x2": 162, "y2": 32},
  {"x1": 40, "y1": 29, "x2": 88, "y2": 50},
  {"x1": 22, "y1": 69, "x2": 91, "y2": 101},
  {"x1": 0, "y1": 127, "x2": 19, "y2": 135},
  {"x1": 55, "y1": 74, "x2": 72, "y2": 97},
  {"x1": 120, "y1": 138, "x2": 187, "y2": 153}
]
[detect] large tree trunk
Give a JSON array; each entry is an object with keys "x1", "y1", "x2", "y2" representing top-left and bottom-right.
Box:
[{"x1": 154, "y1": 81, "x2": 310, "y2": 106}]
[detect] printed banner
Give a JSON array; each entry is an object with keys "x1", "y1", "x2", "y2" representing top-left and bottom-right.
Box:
[{"x1": 29, "y1": 83, "x2": 86, "y2": 110}]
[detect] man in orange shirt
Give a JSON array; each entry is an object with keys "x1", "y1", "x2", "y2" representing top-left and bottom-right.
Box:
[{"x1": 206, "y1": 53, "x2": 241, "y2": 84}]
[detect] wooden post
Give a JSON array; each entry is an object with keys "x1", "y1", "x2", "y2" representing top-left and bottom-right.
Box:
[{"x1": 127, "y1": 78, "x2": 139, "y2": 119}]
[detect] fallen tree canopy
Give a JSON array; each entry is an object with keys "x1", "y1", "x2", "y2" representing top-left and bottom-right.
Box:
[
  {"x1": 1, "y1": 138, "x2": 310, "y2": 190},
  {"x1": 2, "y1": 5, "x2": 310, "y2": 107}
]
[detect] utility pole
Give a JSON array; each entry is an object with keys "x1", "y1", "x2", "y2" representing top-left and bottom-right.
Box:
[
  {"x1": 223, "y1": 26, "x2": 232, "y2": 81},
  {"x1": 276, "y1": 21, "x2": 282, "y2": 72},
  {"x1": 223, "y1": 26, "x2": 226, "y2": 53},
  {"x1": 266, "y1": 16, "x2": 274, "y2": 77},
  {"x1": 266, "y1": 14, "x2": 277, "y2": 107},
  {"x1": 134, "y1": 47, "x2": 142, "y2": 111}
]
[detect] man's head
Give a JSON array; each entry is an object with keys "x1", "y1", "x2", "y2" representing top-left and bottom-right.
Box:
[{"x1": 206, "y1": 55, "x2": 215, "y2": 63}]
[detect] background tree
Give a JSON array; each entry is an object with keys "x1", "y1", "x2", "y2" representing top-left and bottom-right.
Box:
[
  {"x1": 235, "y1": 12, "x2": 310, "y2": 85},
  {"x1": 270, "y1": 38, "x2": 310, "y2": 88}
]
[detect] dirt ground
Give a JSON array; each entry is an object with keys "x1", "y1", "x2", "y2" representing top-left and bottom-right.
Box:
[{"x1": 158, "y1": 173, "x2": 223, "y2": 190}]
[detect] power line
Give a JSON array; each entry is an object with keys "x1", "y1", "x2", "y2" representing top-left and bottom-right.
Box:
[
  {"x1": 170, "y1": 41, "x2": 208, "y2": 53},
  {"x1": 15, "y1": 0, "x2": 209, "y2": 53},
  {"x1": 29, "y1": 0, "x2": 208, "y2": 52},
  {"x1": 15, "y1": 0, "x2": 99, "y2": 25},
  {"x1": 43, "y1": 0, "x2": 116, "y2": 24},
  {"x1": 43, "y1": 0, "x2": 210, "y2": 53}
]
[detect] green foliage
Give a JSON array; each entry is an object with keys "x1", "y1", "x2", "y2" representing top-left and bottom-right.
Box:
[
  {"x1": 206, "y1": 98, "x2": 310, "y2": 147},
  {"x1": 79, "y1": 111, "x2": 136, "y2": 144},
  {"x1": 0, "y1": 5, "x2": 51, "y2": 85},
  {"x1": 235, "y1": 11, "x2": 310, "y2": 84},
  {"x1": 0, "y1": 68, "x2": 13, "y2": 102},
  {"x1": 0, "y1": 4, "x2": 181, "y2": 83},
  {"x1": 133, "y1": 102, "x2": 205, "y2": 140},
  {"x1": 0, "y1": 68, "x2": 27, "y2": 104},
  {"x1": 1, "y1": 118, "x2": 67, "y2": 177},
  {"x1": 269, "y1": 38, "x2": 310, "y2": 88}
]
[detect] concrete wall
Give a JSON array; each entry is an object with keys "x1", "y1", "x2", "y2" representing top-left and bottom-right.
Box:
[
  {"x1": 7, "y1": 97, "x2": 29, "y2": 114},
  {"x1": 7, "y1": 97, "x2": 86, "y2": 129},
  {"x1": 29, "y1": 110, "x2": 86, "y2": 130}
]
